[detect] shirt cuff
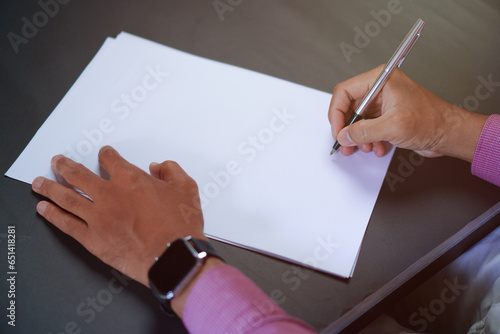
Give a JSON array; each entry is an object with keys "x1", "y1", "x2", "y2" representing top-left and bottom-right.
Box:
[
  {"x1": 183, "y1": 264, "x2": 315, "y2": 334},
  {"x1": 472, "y1": 114, "x2": 500, "y2": 187}
]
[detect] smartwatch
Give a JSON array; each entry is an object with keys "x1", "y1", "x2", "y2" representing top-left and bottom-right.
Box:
[{"x1": 148, "y1": 236, "x2": 222, "y2": 316}]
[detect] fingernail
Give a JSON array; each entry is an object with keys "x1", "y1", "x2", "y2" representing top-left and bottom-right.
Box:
[
  {"x1": 99, "y1": 145, "x2": 111, "y2": 154},
  {"x1": 32, "y1": 177, "x2": 44, "y2": 190},
  {"x1": 338, "y1": 130, "x2": 354, "y2": 146},
  {"x1": 51, "y1": 155, "x2": 63, "y2": 168},
  {"x1": 150, "y1": 162, "x2": 160, "y2": 178},
  {"x1": 37, "y1": 202, "x2": 47, "y2": 215}
]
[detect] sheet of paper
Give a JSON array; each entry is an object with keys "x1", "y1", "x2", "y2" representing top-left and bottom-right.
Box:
[{"x1": 6, "y1": 32, "x2": 394, "y2": 278}]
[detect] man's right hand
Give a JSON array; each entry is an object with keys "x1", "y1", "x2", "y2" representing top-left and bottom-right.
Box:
[{"x1": 328, "y1": 65, "x2": 488, "y2": 162}]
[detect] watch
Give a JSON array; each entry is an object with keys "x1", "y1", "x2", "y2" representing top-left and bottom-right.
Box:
[{"x1": 148, "y1": 236, "x2": 222, "y2": 316}]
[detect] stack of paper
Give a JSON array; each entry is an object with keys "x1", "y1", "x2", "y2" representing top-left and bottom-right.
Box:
[{"x1": 6, "y1": 32, "x2": 394, "y2": 278}]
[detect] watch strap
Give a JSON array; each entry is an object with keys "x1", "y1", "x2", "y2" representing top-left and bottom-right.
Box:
[
  {"x1": 158, "y1": 237, "x2": 222, "y2": 317},
  {"x1": 190, "y1": 238, "x2": 223, "y2": 261}
]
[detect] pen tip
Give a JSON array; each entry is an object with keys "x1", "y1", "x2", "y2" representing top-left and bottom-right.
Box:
[
  {"x1": 330, "y1": 147, "x2": 339, "y2": 155},
  {"x1": 331, "y1": 141, "x2": 341, "y2": 155}
]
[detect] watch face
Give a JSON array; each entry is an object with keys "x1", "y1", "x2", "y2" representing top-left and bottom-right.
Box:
[{"x1": 149, "y1": 239, "x2": 200, "y2": 297}]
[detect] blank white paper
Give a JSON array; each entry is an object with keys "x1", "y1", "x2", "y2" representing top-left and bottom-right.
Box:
[{"x1": 6, "y1": 32, "x2": 394, "y2": 278}]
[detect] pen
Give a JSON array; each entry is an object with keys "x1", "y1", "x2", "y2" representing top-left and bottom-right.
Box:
[{"x1": 330, "y1": 18, "x2": 425, "y2": 155}]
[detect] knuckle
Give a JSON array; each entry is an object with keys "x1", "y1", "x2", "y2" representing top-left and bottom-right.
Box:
[
  {"x1": 62, "y1": 165, "x2": 80, "y2": 181},
  {"x1": 55, "y1": 158, "x2": 85, "y2": 181},
  {"x1": 43, "y1": 205, "x2": 76, "y2": 235},
  {"x1": 373, "y1": 64, "x2": 385, "y2": 74},
  {"x1": 349, "y1": 121, "x2": 368, "y2": 143},
  {"x1": 59, "y1": 214, "x2": 78, "y2": 234},
  {"x1": 161, "y1": 161, "x2": 187, "y2": 181},
  {"x1": 186, "y1": 176, "x2": 199, "y2": 190},
  {"x1": 332, "y1": 81, "x2": 347, "y2": 95},
  {"x1": 59, "y1": 191, "x2": 79, "y2": 208},
  {"x1": 358, "y1": 126, "x2": 370, "y2": 143},
  {"x1": 116, "y1": 165, "x2": 140, "y2": 181},
  {"x1": 162, "y1": 160, "x2": 179, "y2": 170}
]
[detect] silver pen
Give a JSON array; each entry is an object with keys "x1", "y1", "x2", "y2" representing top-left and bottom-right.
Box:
[{"x1": 331, "y1": 18, "x2": 425, "y2": 155}]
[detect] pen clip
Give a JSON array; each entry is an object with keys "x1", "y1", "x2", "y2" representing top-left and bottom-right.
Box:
[
  {"x1": 397, "y1": 30, "x2": 422, "y2": 68},
  {"x1": 397, "y1": 19, "x2": 425, "y2": 68}
]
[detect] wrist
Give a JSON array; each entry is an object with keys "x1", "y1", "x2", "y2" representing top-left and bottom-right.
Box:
[
  {"x1": 147, "y1": 236, "x2": 224, "y2": 318},
  {"x1": 438, "y1": 106, "x2": 488, "y2": 162}
]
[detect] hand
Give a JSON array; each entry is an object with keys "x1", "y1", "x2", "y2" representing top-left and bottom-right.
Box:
[
  {"x1": 31, "y1": 146, "x2": 206, "y2": 287},
  {"x1": 328, "y1": 65, "x2": 488, "y2": 162}
]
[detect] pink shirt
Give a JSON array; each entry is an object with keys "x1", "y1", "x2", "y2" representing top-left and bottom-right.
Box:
[
  {"x1": 184, "y1": 114, "x2": 500, "y2": 333},
  {"x1": 183, "y1": 265, "x2": 315, "y2": 333},
  {"x1": 472, "y1": 114, "x2": 500, "y2": 186}
]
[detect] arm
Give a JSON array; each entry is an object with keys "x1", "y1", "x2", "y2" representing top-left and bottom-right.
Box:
[
  {"x1": 31, "y1": 146, "x2": 314, "y2": 333},
  {"x1": 184, "y1": 265, "x2": 315, "y2": 333},
  {"x1": 328, "y1": 65, "x2": 488, "y2": 162}
]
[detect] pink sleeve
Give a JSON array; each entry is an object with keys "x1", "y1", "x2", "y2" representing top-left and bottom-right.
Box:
[
  {"x1": 472, "y1": 114, "x2": 500, "y2": 186},
  {"x1": 183, "y1": 264, "x2": 316, "y2": 334}
]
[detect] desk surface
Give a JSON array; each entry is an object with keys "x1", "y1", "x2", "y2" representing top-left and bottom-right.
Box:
[{"x1": 1, "y1": 1, "x2": 500, "y2": 333}]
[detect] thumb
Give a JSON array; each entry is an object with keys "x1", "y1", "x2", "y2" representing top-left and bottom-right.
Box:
[
  {"x1": 149, "y1": 162, "x2": 162, "y2": 179},
  {"x1": 149, "y1": 160, "x2": 191, "y2": 182},
  {"x1": 337, "y1": 117, "x2": 390, "y2": 146}
]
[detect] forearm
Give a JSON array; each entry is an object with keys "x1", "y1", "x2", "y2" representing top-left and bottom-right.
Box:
[{"x1": 181, "y1": 264, "x2": 316, "y2": 334}]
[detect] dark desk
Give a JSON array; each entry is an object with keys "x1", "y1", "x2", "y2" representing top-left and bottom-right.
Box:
[{"x1": 1, "y1": 1, "x2": 500, "y2": 333}]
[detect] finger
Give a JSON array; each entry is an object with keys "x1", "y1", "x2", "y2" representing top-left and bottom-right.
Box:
[
  {"x1": 328, "y1": 65, "x2": 384, "y2": 139},
  {"x1": 32, "y1": 177, "x2": 93, "y2": 220},
  {"x1": 359, "y1": 143, "x2": 373, "y2": 153},
  {"x1": 337, "y1": 115, "x2": 393, "y2": 146},
  {"x1": 149, "y1": 160, "x2": 192, "y2": 183},
  {"x1": 372, "y1": 142, "x2": 387, "y2": 157},
  {"x1": 149, "y1": 162, "x2": 161, "y2": 179},
  {"x1": 340, "y1": 146, "x2": 356, "y2": 156},
  {"x1": 51, "y1": 155, "x2": 103, "y2": 196},
  {"x1": 36, "y1": 201, "x2": 88, "y2": 244},
  {"x1": 338, "y1": 128, "x2": 388, "y2": 157},
  {"x1": 98, "y1": 145, "x2": 133, "y2": 177}
]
